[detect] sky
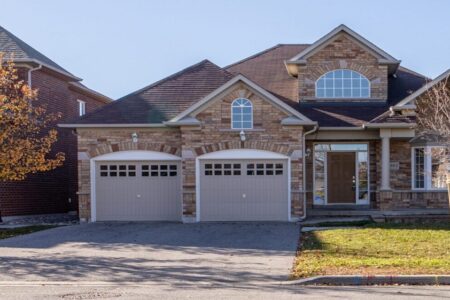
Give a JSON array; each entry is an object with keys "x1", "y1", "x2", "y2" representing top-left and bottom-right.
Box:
[{"x1": 1, "y1": 0, "x2": 449, "y2": 99}]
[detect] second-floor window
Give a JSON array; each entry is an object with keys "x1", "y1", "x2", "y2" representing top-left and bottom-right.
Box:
[
  {"x1": 231, "y1": 98, "x2": 253, "y2": 129},
  {"x1": 78, "y1": 100, "x2": 86, "y2": 116},
  {"x1": 316, "y1": 69, "x2": 370, "y2": 99}
]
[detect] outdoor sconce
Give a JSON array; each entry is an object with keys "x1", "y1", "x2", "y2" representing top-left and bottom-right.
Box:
[
  {"x1": 239, "y1": 130, "x2": 246, "y2": 142},
  {"x1": 305, "y1": 148, "x2": 312, "y2": 158},
  {"x1": 131, "y1": 132, "x2": 138, "y2": 143}
]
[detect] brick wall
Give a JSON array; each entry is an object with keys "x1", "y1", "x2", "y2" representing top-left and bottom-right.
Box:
[
  {"x1": 297, "y1": 33, "x2": 388, "y2": 101},
  {"x1": 0, "y1": 69, "x2": 107, "y2": 216}
]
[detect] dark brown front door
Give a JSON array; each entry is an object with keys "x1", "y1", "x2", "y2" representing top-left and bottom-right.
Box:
[{"x1": 327, "y1": 152, "x2": 356, "y2": 204}]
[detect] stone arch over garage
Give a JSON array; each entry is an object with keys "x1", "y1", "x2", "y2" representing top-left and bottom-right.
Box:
[
  {"x1": 88, "y1": 141, "x2": 181, "y2": 159},
  {"x1": 193, "y1": 141, "x2": 293, "y2": 157}
]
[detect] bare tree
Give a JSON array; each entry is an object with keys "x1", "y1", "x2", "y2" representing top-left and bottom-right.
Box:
[{"x1": 416, "y1": 75, "x2": 450, "y2": 198}]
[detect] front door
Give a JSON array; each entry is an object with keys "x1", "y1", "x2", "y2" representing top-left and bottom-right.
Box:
[{"x1": 327, "y1": 152, "x2": 356, "y2": 204}]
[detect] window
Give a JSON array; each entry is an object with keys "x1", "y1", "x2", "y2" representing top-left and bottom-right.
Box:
[
  {"x1": 99, "y1": 164, "x2": 136, "y2": 177},
  {"x1": 412, "y1": 146, "x2": 447, "y2": 190},
  {"x1": 231, "y1": 98, "x2": 252, "y2": 129},
  {"x1": 316, "y1": 69, "x2": 370, "y2": 99},
  {"x1": 142, "y1": 164, "x2": 178, "y2": 177},
  {"x1": 78, "y1": 100, "x2": 86, "y2": 116},
  {"x1": 204, "y1": 163, "x2": 241, "y2": 176}
]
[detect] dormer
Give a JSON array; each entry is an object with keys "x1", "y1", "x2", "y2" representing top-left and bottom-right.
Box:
[{"x1": 285, "y1": 25, "x2": 400, "y2": 102}]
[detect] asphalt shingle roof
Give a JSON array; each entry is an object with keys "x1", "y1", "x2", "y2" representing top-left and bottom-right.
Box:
[
  {"x1": 72, "y1": 60, "x2": 234, "y2": 124},
  {"x1": 66, "y1": 44, "x2": 427, "y2": 126},
  {"x1": 226, "y1": 45, "x2": 427, "y2": 127},
  {"x1": 0, "y1": 25, "x2": 73, "y2": 75}
]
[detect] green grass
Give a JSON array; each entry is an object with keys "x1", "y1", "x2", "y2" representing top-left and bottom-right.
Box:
[
  {"x1": 0, "y1": 225, "x2": 56, "y2": 240},
  {"x1": 293, "y1": 222, "x2": 450, "y2": 278}
]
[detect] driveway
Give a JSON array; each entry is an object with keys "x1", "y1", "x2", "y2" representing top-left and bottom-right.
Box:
[{"x1": 0, "y1": 222, "x2": 299, "y2": 288}]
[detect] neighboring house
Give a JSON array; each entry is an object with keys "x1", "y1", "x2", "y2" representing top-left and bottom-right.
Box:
[
  {"x1": 0, "y1": 26, "x2": 111, "y2": 217},
  {"x1": 61, "y1": 24, "x2": 449, "y2": 223}
]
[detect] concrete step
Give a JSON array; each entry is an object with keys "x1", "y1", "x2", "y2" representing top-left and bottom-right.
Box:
[{"x1": 300, "y1": 216, "x2": 372, "y2": 226}]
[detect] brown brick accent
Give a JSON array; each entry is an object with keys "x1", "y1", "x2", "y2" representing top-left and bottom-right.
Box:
[{"x1": 297, "y1": 33, "x2": 388, "y2": 101}]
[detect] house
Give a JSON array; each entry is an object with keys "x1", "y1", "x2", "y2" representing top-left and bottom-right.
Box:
[
  {"x1": 61, "y1": 25, "x2": 449, "y2": 222},
  {"x1": 0, "y1": 26, "x2": 111, "y2": 217}
]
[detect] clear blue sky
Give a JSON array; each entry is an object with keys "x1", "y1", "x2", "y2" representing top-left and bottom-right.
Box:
[{"x1": 2, "y1": 0, "x2": 449, "y2": 99}]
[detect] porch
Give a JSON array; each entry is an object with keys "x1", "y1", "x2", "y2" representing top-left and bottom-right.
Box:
[{"x1": 304, "y1": 128, "x2": 449, "y2": 212}]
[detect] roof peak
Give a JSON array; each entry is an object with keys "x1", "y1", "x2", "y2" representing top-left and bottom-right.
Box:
[
  {"x1": 117, "y1": 59, "x2": 232, "y2": 101},
  {"x1": 0, "y1": 24, "x2": 75, "y2": 77}
]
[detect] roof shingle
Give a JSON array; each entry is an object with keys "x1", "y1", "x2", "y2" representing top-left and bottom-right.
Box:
[{"x1": 71, "y1": 60, "x2": 234, "y2": 124}]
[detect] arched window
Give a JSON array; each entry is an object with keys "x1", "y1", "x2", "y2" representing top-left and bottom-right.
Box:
[
  {"x1": 231, "y1": 98, "x2": 253, "y2": 129},
  {"x1": 316, "y1": 69, "x2": 370, "y2": 98}
]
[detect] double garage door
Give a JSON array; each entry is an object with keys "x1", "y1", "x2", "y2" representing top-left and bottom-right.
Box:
[{"x1": 94, "y1": 158, "x2": 289, "y2": 222}]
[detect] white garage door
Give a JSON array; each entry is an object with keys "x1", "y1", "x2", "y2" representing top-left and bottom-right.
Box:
[
  {"x1": 95, "y1": 161, "x2": 181, "y2": 221},
  {"x1": 199, "y1": 159, "x2": 289, "y2": 221}
]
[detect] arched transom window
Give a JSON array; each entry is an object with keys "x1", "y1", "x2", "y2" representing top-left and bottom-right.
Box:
[
  {"x1": 316, "y1": 69, "x2": 370, "y2": 98},
  {"x1": 231, "y1": 98, "x2": 253, "y2": 129}
]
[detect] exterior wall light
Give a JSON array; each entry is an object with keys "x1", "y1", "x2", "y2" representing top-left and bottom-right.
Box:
[
  {"x1": 240, "y1": 130, "x2": 246, "y2": 142},
  {"x1": 305, "y1": 148, "x2": 312, "y2": 158},
  {"x1": 131, "y1": 132, "x2": 138, "y2": 143}
]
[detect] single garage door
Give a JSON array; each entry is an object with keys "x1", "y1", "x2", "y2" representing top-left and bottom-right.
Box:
[
  {"x1": 95, "y1": 161, "x2": 181, "y2": 221},
  {"x1": 199, "y1": 159, "x2": 288, "y2": 221}
]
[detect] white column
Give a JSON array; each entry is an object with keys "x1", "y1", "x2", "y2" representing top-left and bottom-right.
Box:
[{"x1": 381, "y1": 136, "x2": 391, "y2": 190}]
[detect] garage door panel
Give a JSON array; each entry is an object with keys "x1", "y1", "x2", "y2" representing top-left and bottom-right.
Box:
[
  {"x1": 95, "y1": 161, "x2": 181, "y2": 221},
  {"x1": 200, "y1": 159, "x2": 288, "y2": 221}
]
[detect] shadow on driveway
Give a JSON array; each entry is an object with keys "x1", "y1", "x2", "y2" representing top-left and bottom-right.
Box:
[{"x1": 0, "y1": 222, "x2": 300, "y2": 289}]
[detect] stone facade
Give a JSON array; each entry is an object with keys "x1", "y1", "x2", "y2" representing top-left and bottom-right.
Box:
[
  {"x1": 297, "y1": 33, "x2": 388, "y2": 101},
  {"x1": 76, "y1": 127, "x2": 182, "y2": 221},
  {"x1": 76, "y1": 83, "x2": 305, "y2": 221}
]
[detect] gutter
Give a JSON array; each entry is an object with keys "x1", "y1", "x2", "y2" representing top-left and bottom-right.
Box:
[
  {"x1": 300, "y1": 125, "x2": 318, "y2": 221},
  {"x1": 27, "y1": 64, "x2": 42, "y2": 87},
  {"x1": 362, "y1": 123, "x2": 416, "y2": 129}
]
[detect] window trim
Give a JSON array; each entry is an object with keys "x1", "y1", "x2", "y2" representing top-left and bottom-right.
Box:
[
  {"x1": 315, "y1": 69, "x2": 371, "y2": 99},
  {"x1": 411, "y1": 146, "x2": 448, "y2": 191},
  {"x1": 231, "y1": 98, "x2": 253, "y2": 130},
  {"x1": 78, "y1": 100, "x2": 86, "y2": 116}
]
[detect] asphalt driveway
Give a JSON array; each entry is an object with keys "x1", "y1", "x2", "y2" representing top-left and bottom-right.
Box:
[{"x1": 0, "y1": 222, "x2": 299, "y2": 287}]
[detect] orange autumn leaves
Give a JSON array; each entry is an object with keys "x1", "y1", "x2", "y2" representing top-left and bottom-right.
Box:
[{"x1": 0, "y1": 53, "x2": 64, "y2": 181}]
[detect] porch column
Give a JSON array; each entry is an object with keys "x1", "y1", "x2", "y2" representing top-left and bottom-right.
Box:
[{"x1": 381, "y1": 135, "x2": 391, "y2": 190}]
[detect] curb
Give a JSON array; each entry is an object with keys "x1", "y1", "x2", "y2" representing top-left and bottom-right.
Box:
[{"x1": 286, "y1": 275, "x2": 450, "y2": 286}]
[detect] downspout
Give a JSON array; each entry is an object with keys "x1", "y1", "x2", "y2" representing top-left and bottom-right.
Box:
[
  {"x1": 27, "y1": 64, "x2": 42, "y2": 87},
  {"x1": 300, "y1": 125, "x2": 318, "y2": 221}
]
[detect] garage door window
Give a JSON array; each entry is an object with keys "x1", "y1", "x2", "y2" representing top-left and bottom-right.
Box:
[
  {"x1": 142, "y1": 164, "x2": 177, "y2": 177},
  {"x1": 204, "y1": 163, "x2": 241, "y2": 176},
  {"x1": 100, "y1": 165, "x2": 136, "y2": 177},
  {"x1": 247, "y1": 163, "x2": 283, "y2": 176}
]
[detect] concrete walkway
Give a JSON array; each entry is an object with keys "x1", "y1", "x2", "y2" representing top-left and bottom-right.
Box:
[{"x1": 0, "y1": 222, "x2": 299, "y2": 287}]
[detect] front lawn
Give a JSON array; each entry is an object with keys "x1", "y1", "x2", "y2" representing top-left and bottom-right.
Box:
[
  {"x1": 0, "y1": 225, "x2": 56, "y2": 240},
  {"x1": 293, "y1": 222, "x2": 450, "y2": 278}
]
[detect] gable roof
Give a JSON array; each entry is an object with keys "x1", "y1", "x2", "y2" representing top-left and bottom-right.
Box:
[
  {"x1": 62, "y1": 60, "x2": 234, "y2": 126},
  {"x1": 61, "y1": 26, "x2": 428, "y2": 128},
  {"x1": 169, "y1": 74, "x2": 314, "y2": 124},
  {"x1": 227, "y1": 43, "x2": 427, "y2": 127},
  {"x1": 395, "y1": 68, "x2": 450, "y2": 107},
  {"x1": 0, "y1": 25, "x2": 80, "y2": 81},
  {"x1": 285, "y1": 25, "x2": 400, "y2": 76}
]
